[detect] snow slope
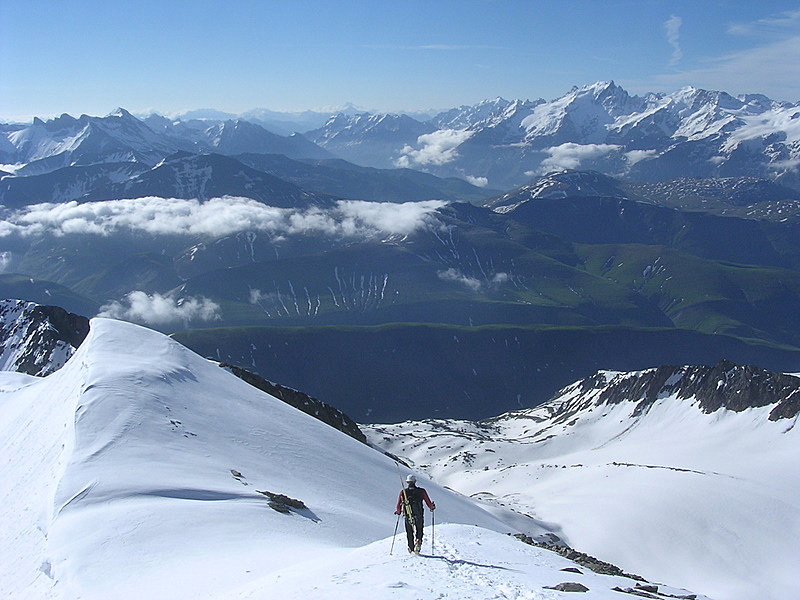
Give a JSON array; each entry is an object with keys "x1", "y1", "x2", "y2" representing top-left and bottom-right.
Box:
[
  {"x1": 365, "y1": 371, "x2": 800, "y2": 600},
  {"x1": 0, "y1": 318, "x2": 706, "y2": 599}
]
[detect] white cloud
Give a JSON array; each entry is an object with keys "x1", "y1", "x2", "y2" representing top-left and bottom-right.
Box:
[
  {"x1": 437, "y1": 269, "x2": 510, "y2": 292},
  {"x1": 395, "y1": 129, "x2": 473, "y2": 168},
  {"x1": 625, "y1": 149, "x2": 658, "y2": 165},
  {"x1": 98, "y1": 291, "x2": 220, "y2": 326},
  {"x1": 651, "y1": 36, "x2": 800, "y2": 99},
  {"x1": 727, "y1": 9, "x2": 800, "y2": 37},
  {"x1": 0, "y1": 197, "x2": 447, "y2": 240},
  {"x1": 539, "y1": 143, "x2": 621, "y2": 173},
  {"x1": 641, "y1": 9, "x2": 800, "y2": 100},
  {"x1": 464, "y1": 175, "x2": 489, "y2": 188},
  {"x1": 337, "y1": 199, "x2": 446, "y2": 236},
  {"x1": 768, "y1": 157, "x2": 800, "y2": 173},
  {"x1": 249, "y1": 288, "x2": 266, "y2": 305},
  {"x1": 438, "y1": 268, "x2": 482, "y2": 292},
  {"x1": 665, "y1": 15, "x2": 683, "y2": 66}
]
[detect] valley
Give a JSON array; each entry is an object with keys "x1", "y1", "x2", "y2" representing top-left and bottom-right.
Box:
[{"x1": 3, "y1": 88, "x2": 800, "y2": 418}]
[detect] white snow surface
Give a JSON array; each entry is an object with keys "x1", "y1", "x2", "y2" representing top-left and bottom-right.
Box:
[
  {"x1": 0, "y1": 318, "x2": 706, "y2": 599},
  {"x1": 365, "y1": 379, "x2": 800, "y2": 600}
]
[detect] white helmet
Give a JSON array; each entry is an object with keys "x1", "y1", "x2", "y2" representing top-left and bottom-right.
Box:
[{"x1": 406, "y1": 474, "x2": 417, "y2": 483}]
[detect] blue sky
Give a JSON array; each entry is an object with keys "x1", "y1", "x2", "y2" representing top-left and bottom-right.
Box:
[{"x1": 2, "y1": 1, "x2": 800, "y2": 121}]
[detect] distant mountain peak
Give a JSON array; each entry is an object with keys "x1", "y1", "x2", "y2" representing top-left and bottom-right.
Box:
[{"x1": 107, "y1": 107, "x2": 134, "y2": 118}]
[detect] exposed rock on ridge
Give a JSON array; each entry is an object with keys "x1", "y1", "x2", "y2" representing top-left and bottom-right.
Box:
[
  {"x1": 0, "y1": 299, "x2": 90, "y2": 376},
  {"x1": 220, "y1": 362, "x2": 367, "y2": 443},
  {"x1": 565, "y1": 359, "x2": 800, "y2": 422}
]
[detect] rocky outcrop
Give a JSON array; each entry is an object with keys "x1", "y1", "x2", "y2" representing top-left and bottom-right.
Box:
[
  {"x1": 220, "y1": 363, "x2": 367, "y2": 444},
  {"x1": 0, "y1": 299, "x2": 90, "y2": 376},
  {"x1": 513, "y1": 533, "x2": 645, "y2": 581},
  {"x1": 571, "y1": 360, "x2": 800, "y2": 421}
]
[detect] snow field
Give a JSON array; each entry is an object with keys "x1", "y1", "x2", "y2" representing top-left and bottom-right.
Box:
[
  {"x1": 2, "y1": 318, "x2": 539, "y2": 600},
  {"x1": 219, "y1": 524, "x2": 701, "y2": 600},
  {"x1": 365, "y1": 389, "x2": 800, "y2": 600}
]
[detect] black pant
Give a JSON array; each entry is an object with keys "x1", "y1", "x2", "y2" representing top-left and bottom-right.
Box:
[{"x1": 404, "y1": 512, "x2": 424, "y2": 549}]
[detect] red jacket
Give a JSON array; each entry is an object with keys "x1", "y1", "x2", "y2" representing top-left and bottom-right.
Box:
[{"x1": 395, "y1": 485, "x2": 435, "y2": 514}]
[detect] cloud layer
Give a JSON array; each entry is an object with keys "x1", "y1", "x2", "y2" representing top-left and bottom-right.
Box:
[
  {"x1": 539, "y1": 143, "x2": 621, "y2": 173},
  {"x1": 0, "y1": 197, "x2": 447, "y2": 239},
  {"x1": 98, "y1": 291, "x2": 220, "y2": 326}
]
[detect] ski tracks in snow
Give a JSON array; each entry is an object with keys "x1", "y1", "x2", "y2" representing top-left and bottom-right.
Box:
[
  {"x1": 224, "y1": 525, "x2": 567, "y2": 600},
  {"x1": 405, "y1": 538, "x2": 545, "y2": 600}
]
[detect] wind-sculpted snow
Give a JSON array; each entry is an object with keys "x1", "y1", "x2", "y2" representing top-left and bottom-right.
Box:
[
  {"x1": 0, "y1": 317, "x2": 527, "y2": 599},
  {"x1": 364, "y1": 362, "x2": 800, "y2": 600},
  {"x1": 0, "y1": 197, "x2": 446, "y2": 239}
]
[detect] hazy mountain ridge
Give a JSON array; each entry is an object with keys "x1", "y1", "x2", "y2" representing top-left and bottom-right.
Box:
[{"x1": 0, "y1": 108, "x2": 331, "y2": 175}]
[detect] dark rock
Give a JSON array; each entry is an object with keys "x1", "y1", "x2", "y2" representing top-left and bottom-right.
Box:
[
  {"x1": 0, "y1": 299, "x2": 90, "y2": 376},
  {"x1": 256, "y1": 490, "x2": 308, "y2": 514},
  {"x1": 561, "y1": 567, "x2": 583, "y2": 574},
  {"x1": 513, "y1": 534, "x2": 645, "y2": 581},
  {"x1": 612, "y1": 587, "x2": 660, "y2": 599},
  {"x1": 545, "y1": 582, "x2": 589, "y2": 592},
  {"x1": 221, "y1": 363, "x2": 367, "y2": 443}
]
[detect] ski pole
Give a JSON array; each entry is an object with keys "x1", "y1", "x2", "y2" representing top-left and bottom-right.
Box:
[{"x1": 390, "y1": 512, "x2": 400, "y2": 555}]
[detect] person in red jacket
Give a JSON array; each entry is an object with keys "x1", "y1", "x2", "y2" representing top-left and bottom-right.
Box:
[{"x1": 395, "y1": 474, "x2": 435, "y2": 553}]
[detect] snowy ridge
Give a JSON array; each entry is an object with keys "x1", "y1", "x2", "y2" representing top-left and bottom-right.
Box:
[
  {"x1": 487, "y1": 170, "x2": 627, "y2": 212},
  {"x1": 365, "y1": 362, "x2": 800, "y2": 600},
  {"x1": 0, "y1": 317, "x2": 709, "y2": 599}
]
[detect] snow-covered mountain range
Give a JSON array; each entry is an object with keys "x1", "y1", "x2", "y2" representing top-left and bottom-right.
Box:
[
  {"x1": 0, "y1": 309, "x2": 715, "y2": 600},
  {"x1": 3, "y1": 81, "x2": 798, "y2": 192},
  {"x1": 306, "y1": 81, "x2": 800, "y2": 190},
  {"x1": 0, "y1": 108, "x2": 330, "y2": 177},
  {"x1": 365, "y1": 361, "x2": 800, "y2": 600}
]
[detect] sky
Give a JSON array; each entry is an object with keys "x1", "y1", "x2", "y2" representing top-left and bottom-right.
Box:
[{"x1": 1, "y1": 0, "x2": 800, "y2": 122}]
